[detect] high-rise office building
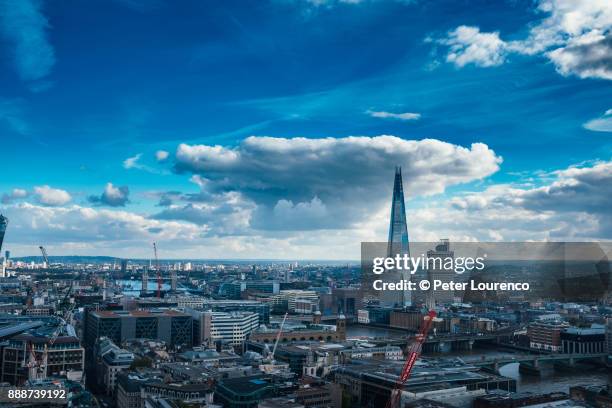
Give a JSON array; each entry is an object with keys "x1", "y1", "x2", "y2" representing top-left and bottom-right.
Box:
[
  {"x1": 606, "y1": 318, "x2": 612, "y2": 356},
  {"x1": 85, "y1": 310, "x2": 192, "y2": 351},
  {"x1": 120, "y1": 259, "x2": 128, "y2": 274},
  {"x1": 0, "y1": 214, "x2": 7, "y2": 255},
  {"x1": 387, "y1": 167, "x2": 411, "y2": 305},
  {"x1": 187, "y1": 310, "x2": 259, "y2": 346},
  {"x1": 427, "y1": 239, "x2": 455, "y2": 306}
]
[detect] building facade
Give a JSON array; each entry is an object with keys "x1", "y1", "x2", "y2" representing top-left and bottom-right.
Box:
[
  {"x1": 85, "y1": 309, "x2": 192, "y2": 351},
  {"x1": 527, "y1": 319, "x2": 569, "y2": 352},
  {"x1": 94, "y1": 337, "x2": 134, "y2": 396},
  {"x1": 1, "y1": 335, "x2": 84, "y2": 385},
  {"x1": 560, "y1": 326, "x2": 606, "y2": 354},
  {"x1": 188, "y1": 309, "x2": 260, "y2": 346}
]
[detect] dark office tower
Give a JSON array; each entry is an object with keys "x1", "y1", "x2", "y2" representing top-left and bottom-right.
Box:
[
  {"x1": 120, "y1": 259, "x2": 128, "y2": 274},
  {"x1": 0, "y1": 214, "x2": 7, "y2": 255},
  {"x1": 4, "y1": 251, "x2": 9, "y2": 261},
  {"x1": 387, "y1": 167, "x2": 411, "y2": 306}
]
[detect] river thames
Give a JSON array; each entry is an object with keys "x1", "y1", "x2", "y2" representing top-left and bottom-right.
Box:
[{"x1": 346, "y1": 325, "x2": 611, "y2": 394}]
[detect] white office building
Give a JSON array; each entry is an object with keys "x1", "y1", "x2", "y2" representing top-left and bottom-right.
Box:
[{"x1": 188, "y1": 310, "x2": 259, "y2": 346}]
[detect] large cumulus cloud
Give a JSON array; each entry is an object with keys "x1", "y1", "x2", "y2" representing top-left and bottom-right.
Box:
[{"x1": 167, "y1": 135, "x2": 502, "y2": 231}]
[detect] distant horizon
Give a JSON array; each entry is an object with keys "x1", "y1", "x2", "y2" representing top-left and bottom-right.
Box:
[{"x1": 10, "y1": 254, "x2": 359, "y2": 264}]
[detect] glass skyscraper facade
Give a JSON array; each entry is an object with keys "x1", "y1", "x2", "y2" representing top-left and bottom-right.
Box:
[
  {"x1": 0, "y1": 214, "x2": 7, "y2": 255},
  {"x1": 387, "y1": 167, "x2": 410, "y2": 257},
  {"x1": 387, "y1": 167, "x2": 411, "y2": 305}
]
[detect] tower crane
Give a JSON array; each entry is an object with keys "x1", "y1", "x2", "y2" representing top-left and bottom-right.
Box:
[
  {"x1": 39, "y1": 246, "x2": 49, "y2": 267},
  {"x1": 153, "y1": 242, "x2": 161, "y2": 298},
  {"x1": 385, "y1": 310, "x2": 437, "y2": 408},
  {"x1": 270, "y1": 312, "x2": 288, "y2": 361}
]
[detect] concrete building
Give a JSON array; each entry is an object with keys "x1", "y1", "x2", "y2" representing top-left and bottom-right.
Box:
[
  {"x1": 390, "y1": 308, "x2": 423, "y2": 330},
  {"x1": 426, "y1": 239, "x2": 456, "y2": 306},
  {"x1": 335, "y1": 359, "x2": 515, "y2": 408},
  {"x1": 94, "y1": 337, "x2": 134, "y2": 396},
  {"x1": 474, "y1": 391, "x2": 569, "y2": 408},
  {"x1": 85, "y1": 309, "x2": 193, "y2": 350},
  {"x1": 339, "y1": 345, "x2": 403, "y2": 363},
  {"x1": 358, "y1": 309, "x2": 370, "y2": 324},
  {"x1": 215, "y1": 376, "x2": 276, "y2": 407},
  {"x1": 1, "y1": 334, "x2": 84, "y2": 385},
  {"x1": 117, "y1": 372, "x2": 149, "y2": 408},
  {"x1": 223, "y1": 280, "x2": 280, "y2": 298},
  {"x1": 196, "y1": 299, "x2": 270, "y2": 324},
  {"x1": 188, "y1": 309, "x2": 260, "y2": 346},
  {"x1": 331, "y1": 287, "x2": 362, "y2": 318},
  {"x1": 295, "y1": 380, "x2": 342, "y2": 408},
  {"x1": 560, "y1": 325, "x2": 606, "y2": 354},
  {"x1": 527, "y1": 319, "x2": 569, "y2": 352},
  {"x1": 163, "y1": 295, "x2": 207, "y2": 308},
  {"x1": 273, "y1": 290, "x2": 319, "y2": 313},
  {"x1": 250, "y1": 315, "x2": 346, "y2": 344},
  {"x1": 606, "y1": 318, "x2": 612, "y2": 356}
]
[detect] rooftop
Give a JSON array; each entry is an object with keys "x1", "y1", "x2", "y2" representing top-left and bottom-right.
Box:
[
  {"x1": 218, "y1": 375, "x2": 274, "y2": 395},
  {"x1": 92, "y1": 309, "x2": 189, "y2": 318}
]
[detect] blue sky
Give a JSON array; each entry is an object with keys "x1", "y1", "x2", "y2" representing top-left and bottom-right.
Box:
[{"x1": 0, "y1": 0, "x2": 610, "y2": 259}]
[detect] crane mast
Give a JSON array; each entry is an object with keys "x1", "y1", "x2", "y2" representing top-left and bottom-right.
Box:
[
  {"x1": 153, "y1": 242, "x2": 161, "y2": 298},
  {"x1": 271, "y1": 312, "x2": 288, "y2": 361},
  {"x1": 39, "y1": 246, "x2": 49, "y2": 267},
  {"x1": 385, "y1": 310, "x2": 437, "y2": 408}
]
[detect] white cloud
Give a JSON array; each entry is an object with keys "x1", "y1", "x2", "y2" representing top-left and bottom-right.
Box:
[
  {"x1": 155, "y1": 150, "x2": 169, "y2": 161},
  {"x1": 583, "y1": 109, "x2": 612, "y2": 132},
  {"x1": 0, "y1": 0, "x2": 55, "y2": 82},
  {"x1": 174, "y1": 136, "x2": 501, "y2": 201},
  {"x1": 123, "y1": 153, "x2": 164, "y2": 174},
  {"x1": 88, "y1": 183, "x2": 130, "y2": 207},
  {"x1": 1, "y1": 188, "x2": 28, "y2": 204},
  {"x1": 173, "y1": 135, "x2": 502, "y2": 231},
  {"x1": 437, "y1": 1, "x2": 612, "y2": 80},
  {"x1": 441, "y1": 26, "x2": 507, "y2": 68},
  {"x1": 123, "y1": 153, "x2": 143, "y2": 169},
  {"x1": 33, "y1": 185, "x2": 71, "y2": 206},
  {"x1": 2, "y1": 202, "x2": 201, "y2": 254},
  {"x1": 546, "y1": 32, "x2": 612, "y2": 80},
  {"x1": 366, "y1": 110, "x2": 421, "y2": 121},
  {"x1": 436, "y1": 161, "x2": 612, "y2": 240},
  {"x1": 153, "y1": 190, "x2": 255, "y2": 236},
  {"x1": 3, "y1": 160, "x2": 611, "y2": 259}
]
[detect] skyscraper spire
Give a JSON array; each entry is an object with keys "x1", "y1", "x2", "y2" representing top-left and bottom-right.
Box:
[
  {"x1": 387, "y1": 167, "x2": 411, "y2": 306},
  {"x1": 387, "y1": 167, "x2": 410, "y2": 257}
]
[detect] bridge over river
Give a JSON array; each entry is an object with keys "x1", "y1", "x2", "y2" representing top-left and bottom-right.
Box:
[{"x1": 466, "y1": 352, "x2": 608, "y2": 375}]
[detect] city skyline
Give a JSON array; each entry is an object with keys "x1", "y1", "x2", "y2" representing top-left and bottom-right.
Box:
[{"x1": 0, "y1": 0, "x2": 610, "y2": 259}]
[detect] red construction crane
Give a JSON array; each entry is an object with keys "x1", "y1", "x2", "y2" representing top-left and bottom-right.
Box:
[
  {"x1": 153, "y1": 242, "x2": 161, "y2": 298},
  {"x1": 385, "y1": 310, "x2": 437, "y2": 408}
]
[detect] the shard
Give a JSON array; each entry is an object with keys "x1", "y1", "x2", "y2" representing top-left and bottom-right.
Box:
[
  {"x1": 387, "y1": 167, "x2": 410, "y2": 257},
  {"x1": 387, "y1": 167, "x2": 411, "y2": 305}
]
